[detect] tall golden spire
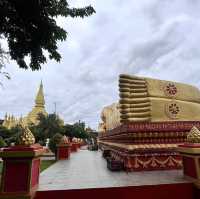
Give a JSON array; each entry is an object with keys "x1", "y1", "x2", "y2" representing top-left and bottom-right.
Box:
[
  {"x1": 24, "y1": 81, "x2": 47, "y2": 125},
  {"x1": 35, "y1": 80, "x2": 45, "y2": 108}
]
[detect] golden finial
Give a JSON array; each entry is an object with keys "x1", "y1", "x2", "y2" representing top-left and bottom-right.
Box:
[
  {"x1": 5, "y1": 113, "x2": 7, "y2": 120},
  {"x1": 18, "y1": 124, "x2": 35, "y2": 146},
  {"x1": 72, "y1": 137, "x2": 78, "y2": 143},
  {"x1": 187, "y1": 126, "x2": 200, "y2": 143},
  {"x1": 60, "y1": 135, "x2": 69, "y2": 145}
]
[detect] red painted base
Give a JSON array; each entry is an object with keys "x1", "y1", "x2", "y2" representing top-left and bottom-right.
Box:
[
  {"x1": 57, "y1": 145, "x2": 71, "y2": 160},
  {"x1": 0, "y1": 145, "x2": 43, "y2": 199},
  {"x1": 35, "y1": 183, "x2": 196, "y2": 199},
  {"x1": 178, "y1": 143, "x2": 200, "y2": 181},
  {"x1": 71, "y1": 143, "x2": 79, "y2": 152},
  {"x1": 98, "y1": 121, "x2": 196, "y2": 171},
  {"x1": 109, "y1": 150, "x2": 182, "y2": 171}
]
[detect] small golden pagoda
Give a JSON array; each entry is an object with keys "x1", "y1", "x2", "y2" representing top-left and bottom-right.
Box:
[{"x1": 187, "y1": 126, "x2": 200, "y2": 143}]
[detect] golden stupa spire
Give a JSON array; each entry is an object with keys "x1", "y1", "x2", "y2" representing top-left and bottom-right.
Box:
[{"x1": 35, "y1": 80, "x2": 45, "y2": 108}]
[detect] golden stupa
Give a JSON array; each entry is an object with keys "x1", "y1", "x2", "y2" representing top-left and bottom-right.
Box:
[
  {"x1": 24, "y1": 81, "x2": 48, "y2": 125},
  {"x1": 2, "y1": 81, "x2": 48, "y2": 128}
]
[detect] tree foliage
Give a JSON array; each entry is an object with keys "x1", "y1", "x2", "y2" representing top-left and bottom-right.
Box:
[
  {"x1": 0, "y1": 136, "x2": 6, "y2": 148},
  {"x1": 63, "y1": 121, "x2": 89, "y2": 140},
  {"x1": 30, "y1": 113, "x2": 64, "y2": 145},
  {"x1": 0, "y1": 0, "x2": 95, "y2": 70},
  {"x1": 0, "y1": 124, "x2": 22, "y2": 145},
  {"x1": 0, "y1": 41, "x2": 10, "y2": 82},
  {"x1": 48, "y1": 132, "x2": 63, "y2": 153}
]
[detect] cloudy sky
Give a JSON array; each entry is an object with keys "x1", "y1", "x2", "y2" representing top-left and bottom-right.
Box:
[{"x1": 1, "y1": 0, "x2": 200, "y2": 129}]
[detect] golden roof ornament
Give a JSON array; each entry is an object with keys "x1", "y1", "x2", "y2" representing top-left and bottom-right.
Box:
[
  {"x1": 72, "y1": 137, "x2": 78, "y2": 143},
  {"x1": 18, "y1": 124, "x2": 35, "y2": 146},
  {"x1": 60, "y1": 135, "x2": 69, "y2": 145},
  {"x1": 187, "y1": 126, "x2": 200, "y2": 143}
]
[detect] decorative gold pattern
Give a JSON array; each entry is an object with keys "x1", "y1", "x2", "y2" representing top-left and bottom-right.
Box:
[
  {"x1": 187, "y1": 126, "x2": 200, "y2": 143},
  {"x1": 99, "y1": 74, "x2": 200, "y2": 131},
  {"x1": 109, "y1": 151, "x2": 182, "y2": 169},
  {"x1": 99, "y1": 141, "x2": 178, "y2": 150},
  {"x1": 60, "y1": 135, "x2": 69, "y2": 144},
  {"x1": 165, "y1": 100, "x2": 180, "y2": 119},
  {"x1": 72, "y1": 137, "x2": 78, "y2": 142},
  {"x1": 163, "y1": 82, "x2": 178, "y2": 97},
  {"x1": 134, "y1": 156, "x2": 182, "y2": 169},
  {"x1": 18, "y1": 124, "x2": 35, "y2": 146}
]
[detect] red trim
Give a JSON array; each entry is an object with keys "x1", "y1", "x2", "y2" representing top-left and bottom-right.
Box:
[
  {"x1": 179, "y1": 143, "x2": 200, "y2": 148},
  {"x1": 35, "y1": 183, "x2": 195, "y2": 199},
  {"x1": 99, "y1": 121, "x2": 200, "y2": 138},
  {"x1": 31, "y1": 159, "x2": 40, "y2": 188},
  {"x1": 2, "y1": 144, "x2": 43, "y2": 152},
  {"x1": 182, "y1": 157, "x2": 197, "y2": 178}
]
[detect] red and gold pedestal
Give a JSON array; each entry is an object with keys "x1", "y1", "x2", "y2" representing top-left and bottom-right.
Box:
[
  {"x1": 77, "y1": 143, "x2": 81, "y2": 149},
  {"x1": 0, "y1": 144, "x2": 44, "y2": 199},
  {"x1": 99, "y1": 121, "x2": 200, "y2": 171},
  {"x1": 100, "y1": 143, "x2": 182, "y2": 171},
  {"x1": 178, "y1": 144, "x2": 200, "y2": 184},
  {"x1": 71, "y1": 143, "x2": 79, "y2": 152},
  {"x1": 56, "y1": 144, "x2": 71, "y2": 160}
]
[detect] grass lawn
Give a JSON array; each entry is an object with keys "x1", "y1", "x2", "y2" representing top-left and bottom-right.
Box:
[
  {"x1": 40, "y1": 160, "x2": 56, "y2": 172},
  {"x1": 0, "y1": 159, "x2": 56, "y2": 174}
]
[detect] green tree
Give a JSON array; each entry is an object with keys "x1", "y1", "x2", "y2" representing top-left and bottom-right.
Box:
[
  {"x1": 0, "y1": 41, "x2": 10, "y2": 81},
  {"x1": 0, "y1": 125, "x2": 12, "y2": 139},
  {"x1": 63, "y1": 124, "x2": 74, "y2": 139},
  {"x1": 48, "y1": 133, "x2": 63, "y2": 154},
  {"x1": 30, "y1": 113, "x2": 64, "y2": 145},
  {"x1": 0, "y1": 136, "x2": 6, "y2": 148},
  {"x1": 63, "y1": 121, "x2": 89, "y2": 139},
  {"x1": 3, "y1": 124, "x2": 22, "y2": 145},
  {"x1": 0, "y1": 0, "x2": 95, "y2": 70}
]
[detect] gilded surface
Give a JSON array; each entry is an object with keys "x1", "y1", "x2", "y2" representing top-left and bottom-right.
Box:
[
  {"x1": 187, "y1": 126, "x2": 200, "y2": 143},
  {"x1": 119, "y1": 74, "x2": 200, "y2": 123},
  {"x1": 25, "y1": 81, "x2": 48, "y2": 125},
  {"x1": 99, "y1": 74, "x2": 200, "y2": 131},
  {"x1": 100, "y1": 103, "x2": 120, "y2": 131},
  {"x1": 18, "y1": 124, "x2": 35, "y2": 146},
  {"x1": 60, "y1": 135, "x2": 70, "y2": 145}
]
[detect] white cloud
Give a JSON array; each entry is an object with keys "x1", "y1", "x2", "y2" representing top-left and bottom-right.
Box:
[{"x1": 1, "y1": 0, "x2": 200, "y2": 129}]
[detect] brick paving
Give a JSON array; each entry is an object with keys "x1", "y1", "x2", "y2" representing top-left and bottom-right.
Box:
[{"x1": 38, "y1": 150, "x2": 192, "y2": 191}]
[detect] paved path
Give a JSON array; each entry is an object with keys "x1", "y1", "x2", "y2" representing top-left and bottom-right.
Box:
[{"x1": 38, "y1": 150, "x2": 192, "y2": 191}]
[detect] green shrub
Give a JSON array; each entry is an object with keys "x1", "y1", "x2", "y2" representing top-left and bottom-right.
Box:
[
  {"x1": 48, "y1": 133, "x2": 63, "y2": 154},
  {"x1": 0, "y1": 137, "x2": 7, "y2": 148}
]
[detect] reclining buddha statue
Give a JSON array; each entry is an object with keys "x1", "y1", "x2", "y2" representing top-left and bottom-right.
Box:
[{"x1": 98, "y1": 74, "x2": 200, "y2": 171}]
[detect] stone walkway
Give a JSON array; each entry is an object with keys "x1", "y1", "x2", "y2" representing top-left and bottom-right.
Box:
[{"x1": 38, "y1": 150, "x2": 192, "y2": 191}]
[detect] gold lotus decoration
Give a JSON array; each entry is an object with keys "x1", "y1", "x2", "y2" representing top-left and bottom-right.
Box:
[
  {"x1": 18, "y1": 124, "x2": 35, "y2": 146},
  {"x1": 72, "y1": 137, "x2": 78, "y2": 142},
  {"x1": 187, "y1": 126, "x2": 200, "y2": 143},
  {"x1": 60, "y1": 135, "x2": 69, "y2": 144}
]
